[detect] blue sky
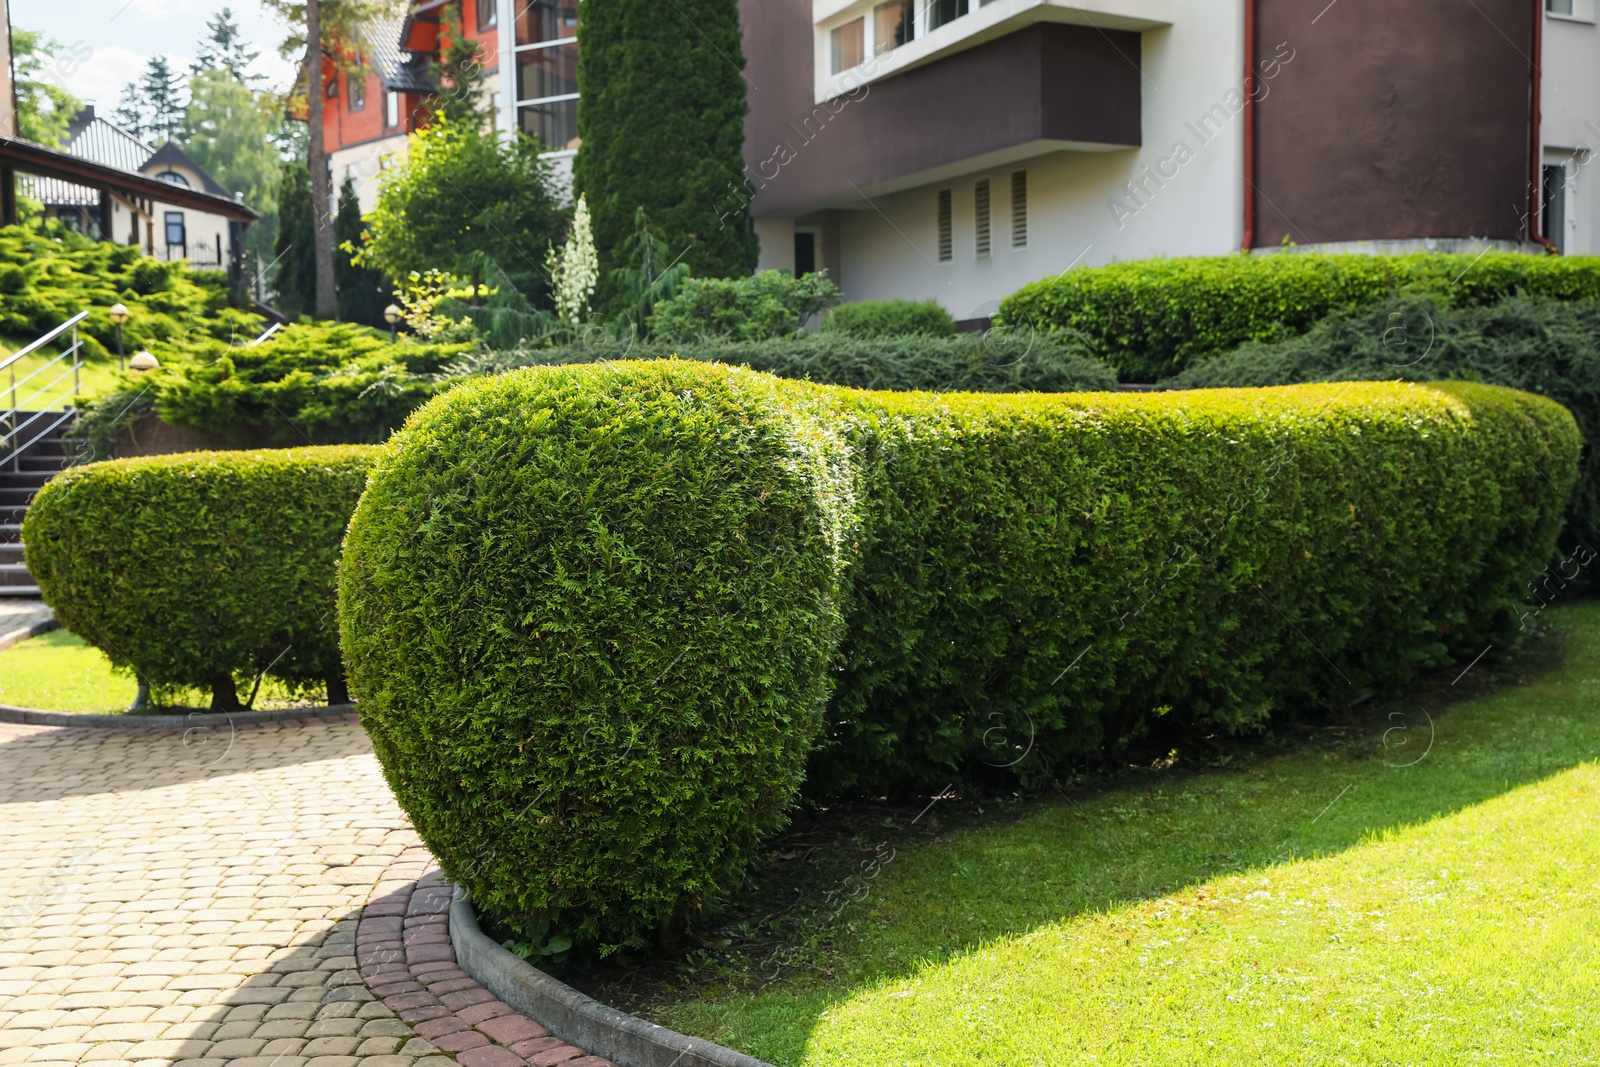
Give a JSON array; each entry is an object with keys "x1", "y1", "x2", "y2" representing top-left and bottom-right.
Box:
[{"x1": 10, "y1": 0, "x2": 299, "y2": 111}]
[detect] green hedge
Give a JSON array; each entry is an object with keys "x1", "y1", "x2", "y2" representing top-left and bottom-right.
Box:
[
  {"x1": 822, "y1": 298, "x2": 956, "y2": 339},
  {"x1": 338, "y1": 361, "x2": 1576, "y2": 953},
  {"x1": 995, "y1": 252, "x2": 1600, "y2": 381},
  {"x1": 1166, "y1": 294, "x2": 1600, "y2": 566},
  {"x1": 24, "y1": 446, "x2": 376, "y2": 710},
  {"x1": 459, "y1": 330, "x2": 1116, "y2": 393}
]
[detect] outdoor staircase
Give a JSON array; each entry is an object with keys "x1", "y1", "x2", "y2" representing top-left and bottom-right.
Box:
[{"x1": 0, "y1": 415, "x2": 74, "y2": 599}]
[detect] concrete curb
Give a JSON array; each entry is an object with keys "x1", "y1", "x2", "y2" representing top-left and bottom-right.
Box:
[
  {"x1": 449, "y1": 890, "x2": 777, "y2": 1067},
  {"x1": 0, "y1": 617, "x2": 57, "y2": 655},
  {"x1": 0, "y1": 701, "x2": 357, "y2": 729}
]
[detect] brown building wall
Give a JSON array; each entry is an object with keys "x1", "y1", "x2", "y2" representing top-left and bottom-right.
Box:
[
  {"x1": 1251, "y1": 0, "x2": 1534, "y2": 247},
  {"x1": 738, "y1": 1, "x2": 1140, "y2": 217}
]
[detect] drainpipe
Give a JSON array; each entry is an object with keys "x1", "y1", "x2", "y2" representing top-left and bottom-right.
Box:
[
  {"x1": 1530, "y1": 1, "x2": 1559, "y2": 253},
  {"x1": 1240, "y1": 0, "x2": 1257, "y2": 252}
]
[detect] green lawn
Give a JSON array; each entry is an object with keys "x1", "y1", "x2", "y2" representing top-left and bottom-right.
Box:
[
  {"x1": 1, "y1": 336, "x2": 129, "y2": 411},
  {"x1": 0, "y1": 628, "x2": 138, "y2": 711},
  {"x1": 0, "y1": 629, "x2": 326, "y2": 713},
  {"x1": 658, "y1": 601, "x2": 1600, "y2": 1065}
]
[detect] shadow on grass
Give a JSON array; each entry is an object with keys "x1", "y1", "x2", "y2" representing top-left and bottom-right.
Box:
[{"x1": 648, "y1": 601, "x2": 1600, "y2": 1064}]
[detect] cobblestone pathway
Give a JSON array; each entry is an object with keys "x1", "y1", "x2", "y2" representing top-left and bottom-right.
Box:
[{"x1": 0, "y1": 714, "x2": 452, "y2": 1067}]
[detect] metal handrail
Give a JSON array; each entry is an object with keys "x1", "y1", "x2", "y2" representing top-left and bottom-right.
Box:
[
  {"x1": 3, "y1": 313, "x2": 85, "y2": 471},
  {"x1": 250, "y1": 321, "x2": 283, "y2": 347},
  {"x1": 0, "y1": 311, "x2": 89, "y2": 373}
]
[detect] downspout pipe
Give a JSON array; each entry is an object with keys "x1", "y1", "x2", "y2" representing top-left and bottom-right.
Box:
[{"x1": 1241, "y1": 0, "x2": 1257, "y2": 252}]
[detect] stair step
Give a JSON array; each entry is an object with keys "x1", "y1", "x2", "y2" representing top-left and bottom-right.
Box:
[
  {"x1": 1, "y1": 508, "x2": 27, "y2": 526},
  {"x1": 0, "y1": 473, "x2": 57, "y2": 491},
  {"x1": 0, "y1": 586, "x2": 41, "y2": 599},
  {"x1": 0, "y1": 563, "x2": 35, "y2": 586},
  {"x1": 0, "y1": 544, "x2": 23, "y2": 565}
]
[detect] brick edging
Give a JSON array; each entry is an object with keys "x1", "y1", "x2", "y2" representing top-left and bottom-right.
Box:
[{"x1": 359, "y1": 845, "x2": 616, "y2": 1067}]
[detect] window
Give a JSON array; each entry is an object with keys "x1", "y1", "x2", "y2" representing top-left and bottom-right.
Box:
[
  {"x1": 874, "y1": 1, "x2": 914, "y2": 54},
  {"x1": 832, "y1": 18, "x2": 866, "y2": 74},
  {"x1": 164, "y1": 211, "x2": 185, "y2": 248},
  {"x1": 347, "y1": 74, "x2": 365, "y2": 111},
  {"x1": 325, "y1": 77, "x2": 338, "y2": 98},
  {"x1": 154, "y1": 171, "x2": 190, "y2": 188},
  {"x1": 1547, "y1": 0, "x2": 1573, "y2": 12},
  {"x1": 385, "y1": 91, "x2": 400, "y2": 129},
  {"x1": 1011, "y1": 170, "x2": 1028, "y2": 248},
  {"x1": 519, "y1": 97, "x2": 580, "y2": 152},
  {"x1": 974, "y1": 178, "x2": 991, "y2": 258},
  {"x1": 937, "y1": 188, "x2": 953, "y2": 262},
  {"x1": 928, "y1": 0, "x2": 969, "y2": 30},
  {"x1": 515, "y1": 0, "x2": 579, "y2": 46},
  {"x1": 1542, "y1": 163, "x2": 1569, "y2": 253},
  {"x1": 517, "y1": 42, "x2": 579, "y2": 101},
  {"x1": 477, "y1": 0, "x2": 498, "y2": 30}
]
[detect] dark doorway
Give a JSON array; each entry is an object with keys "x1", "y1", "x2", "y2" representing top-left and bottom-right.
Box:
[{"x1": 795, "y1": 231, "x2": 817, "y2": 276}]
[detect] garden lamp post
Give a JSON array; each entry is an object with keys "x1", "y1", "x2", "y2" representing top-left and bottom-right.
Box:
[
  {"x1": 384, "y1": 304, "x2": 401, "y2": 342},
  {"x1": 108, "y1": 303, "x2": 129, "y2": 371},
  {"x1": 129, "y1": 351, "x2": 160, "y2": 372}
]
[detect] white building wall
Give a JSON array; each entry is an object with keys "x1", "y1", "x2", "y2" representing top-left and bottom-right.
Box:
[
  {"x1": 331, "y1": 136, "x2": 411, "y2": 215},
  {"x1": 806, "y1": 0, "x2": 1247, "y2": 317},
  {"x1": 1540, "y1": 7, "x2": 1600, "y2": 256}
]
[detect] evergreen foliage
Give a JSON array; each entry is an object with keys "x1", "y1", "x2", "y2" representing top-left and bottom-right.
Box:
[
  {"x1": 573, "y1": 0, "x2": 759, "y2": 309},
  {"x1": 273, "y1": 163, "x2": 317, "y2": 317},
  {"x1": 334, "y1": 179, "x2": 389, "y2": 328}
]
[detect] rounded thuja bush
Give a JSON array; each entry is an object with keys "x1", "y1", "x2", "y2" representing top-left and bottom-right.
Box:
[{"x1": 338, "y1": 360, "x2": 856, "y2": 954}]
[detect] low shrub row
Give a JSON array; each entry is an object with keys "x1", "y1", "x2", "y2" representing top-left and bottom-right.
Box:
[
  {"x1": 463, "y1": 331, "x2": 1116, "y2": 394},
  {"x1": 822, "y1": 298, "x2": 956, "y2": 339},
  {"x1": 0, "y1": 226, "x2": 261, "y2": 359},
  {"x1": 23, "y1": 446, "x2": 376, "y2": 710},
  {"x1": 995, "y1": 251, "x2": 1600, "y2": 381},
  {"x1": 337, "y1": 361, "x2": 1577, "y2": 954},
  {"x1": 1168, "y1": 294, "x2": 1600, "y2": 565}
]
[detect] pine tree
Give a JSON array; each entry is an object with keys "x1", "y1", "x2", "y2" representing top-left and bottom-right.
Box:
[
  {"x1": 273, "y1": 163, "x2": 318, "y2": 318},
  {"x1": 573, "y1": 0, "x2": 759, "y2": 311},
  {"x1": 334, "y1": 180, "x2": 388, "y2": 328},
  {"x1": 193, "y1": 7, "x2": 264, "y2": 85},
  {"x1": 113, "y1": 56, "x2": 187, "y2": 144}
]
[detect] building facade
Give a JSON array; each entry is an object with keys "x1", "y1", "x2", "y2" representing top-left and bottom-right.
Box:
[{"x1": 320, "y1": 1, "x2": 1599, "y2": 322}]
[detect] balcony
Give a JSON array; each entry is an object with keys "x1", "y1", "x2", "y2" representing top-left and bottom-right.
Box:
[{"x1": 815, "y1": 0, "x2": 1172, "y2": 104}]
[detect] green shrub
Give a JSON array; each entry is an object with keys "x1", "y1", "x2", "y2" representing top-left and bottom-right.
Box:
[
  {"x1": 822, "y1": 298, "x2": 957, "y2": 339},
  {"x1": 648, "y1": 270, "x2": 841, "y2": 341},
  {"x1": 338, "y1": 361, "x2": 1575, "y2": 953},
  {"x1": 339, "y1": 363, "x2": 854, "y2": 953},
  {"x1": 1167, "y1": 294, "x2": 1600, "y2": 568},
  {"x1": 455, "y1": 330, "x2": 1116, "y2": 393},
  {"x1": 996, "y1": 252, "x2": 1600, "y2": 381},
  {"x1": 24, "y1": 446, "x2": 376, "y2": 710},
  {"x1": 0, "y1": 226, "x2": 261, "y2": 359}
]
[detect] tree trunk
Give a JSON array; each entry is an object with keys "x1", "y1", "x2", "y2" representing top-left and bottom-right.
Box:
[
  {"x1": 211, "y1": 676, "x2": 243, "y2": 713},
  {"x1": 305, "y1": 0, "x2": 340, "y2": 321},
  {"x1": 326, "y1": 674, "x2": 350, "y2": 707}
]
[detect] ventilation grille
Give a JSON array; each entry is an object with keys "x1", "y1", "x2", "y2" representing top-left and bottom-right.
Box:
[
  {"x1": 937, "y1": 188, "x2": 953, "y2": 262},
  {"x1": 975, "y1": 179, "x2": 991, "y2": 258},
  {"x1": 1011, "y1": 170, "x2": 1028, "y2": 248}
]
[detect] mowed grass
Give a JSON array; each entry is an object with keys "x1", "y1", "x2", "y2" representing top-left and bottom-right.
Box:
[
  {"x1": 0, "y1": 628, "x2": 136, "y2": 711},
  {"x1": 659, "y1": 601, "x2": 1600, "y2": 1065},
  {"x1": 1, "y1": 336, "x2": 129, "y2": 411},
  {"x1": 0, "y1": 629, "x2": 326, "y2": 712}
]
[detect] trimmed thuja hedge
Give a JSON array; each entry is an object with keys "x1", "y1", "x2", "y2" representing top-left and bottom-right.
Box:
[
  {"x1": 339, "y1": 361, "x2": 1577, "y2": 954},
  {"x1": 995, "y1": 252, "x2": 1600, "y2": 381},
  {"x1": 24, "y1": 447, "x2": 376, "y2": 710}
]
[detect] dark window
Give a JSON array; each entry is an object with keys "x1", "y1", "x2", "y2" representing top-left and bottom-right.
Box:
[
  {"x1": 325, "y1": 77, "x2": 338, "y2": 98},
  {"x1": 1011, "y1": 170, "x2": 1028, "y2": 248},
  {"x1": 516, "y1": 43, "x2": 579, "y2": 101},
  {"x1": 937, "y1": 188, "x2": 953, "y2": 262},
  {"x1": 348, "y1": 74, "x2": 365, "y2": 111},
  {"x1": 975, "y1": 178, "x2": 991, "y2": 258},
  {"x1": 164, "y1": 211, "x2": 186, "y2": 248},
  {"x1": 928, "y1": 0, "x2": 969, "y2": 30},
  {"x1": 155, "y1": 171, "x2": 190, "y2": 188},
  {"x1": 515, "y1": 0, "x2": 579, "y2": 46},
  {"x1": 1542, "y1": 163, "x2": 1568, "y2": 252},
  {"x1": 795, "y1": 232, "x2": 817, "y2": 276},
  {"x1": 478, "y1": 0, "x2": 498, "y2": 29},
  {"x1": 874, "y1": 0, "x2": 914, "y2": 53},
  {"x1": 1547, "y1": 0, "x2": 1574, "y2": 13},
  {"x1": 518, "y1": 97, "x2": 579, "y2": 152}
]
